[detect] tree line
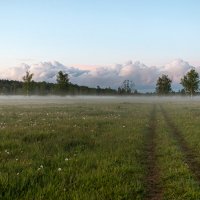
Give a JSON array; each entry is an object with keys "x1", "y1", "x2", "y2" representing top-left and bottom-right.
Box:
[
  {"x1": 0, "y1": 68, "x2": 199, "y2": 95},
  {"x1": 0, "y1": 70, "x2": 116, "y2": 95}
]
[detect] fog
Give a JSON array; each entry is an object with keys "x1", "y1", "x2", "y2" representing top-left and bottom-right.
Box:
[{"x1": 0, "y1": 95, "x2": 199, "y2": 105}]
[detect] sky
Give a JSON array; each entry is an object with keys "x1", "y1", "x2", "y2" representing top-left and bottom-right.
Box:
[{"x1": 0, "y1": 0, "x2": 200, "y2": 91}]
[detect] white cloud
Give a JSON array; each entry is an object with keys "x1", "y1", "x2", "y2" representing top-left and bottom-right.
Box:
[
  {"x1": 160, "y1": 59, "x2": 195, "y2": 90},
  {"x1": 162, "y1": 59, "x2": 193, "y2": 82},
  {"x1": 0, "y1": 59, "x2": 198, "y2": 92},
  {"x1": 0, "y1": 61, "x2": 89, "y2": 83}
]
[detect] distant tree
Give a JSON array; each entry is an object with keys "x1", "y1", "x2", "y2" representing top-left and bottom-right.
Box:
[
  {"x1": 156, "y1": 74, "x2": 172, "y2": 95},
  {"x1": 177, "y1": 89, "x2": 185, "y2": 95},
  {"x1": 96, "y1": 85, "x2": 101, "y2": 95},
  {"x1": 56, "y1": 71, "x2": 69, "y2": 93},
  {"x1": 118, "y1": 80, "x2": 135, "y2": 94},
  {"x1": 180, "y1": 68, "x2": 200, "y2": 96},
  {"x1": 22, "y1": 70, "x2": 34, "y2": 95}
]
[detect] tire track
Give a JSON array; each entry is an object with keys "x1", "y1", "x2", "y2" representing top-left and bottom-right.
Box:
[
  {"x1": 160, "y1": 105, "x2": 200, "y2": 183},
  {"x1": 144, "y1": 105, "x2": 162, "y2": 200}
]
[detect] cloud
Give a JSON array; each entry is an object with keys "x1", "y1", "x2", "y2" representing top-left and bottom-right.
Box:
[
  {"x1": 0, "y1": 61, "x2": 89, "y2": 83},
  {"x1": 0, "y1": 59, "x2": 198, "y2": 92},
  {"x1": 72, "y1": 59, "x2": 195, "y2": 91},
  {"x1": 162, "y1": 59, "x2": 193, "y2": 82},
  {"x1": 160, "y1": 59, "x2": 194, "y2": 90},
  {"x1": 71, "y1": 61, "x2": 160, "y2": 91}
]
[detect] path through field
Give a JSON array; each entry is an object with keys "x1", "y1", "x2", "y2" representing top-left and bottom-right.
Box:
[
  {"x1": 160, "y1": 105, "x2": 200, "y2": 184},
  {"x1": 144, "y1": 105, "x2": 162, "y2": 200},
  {"x1": 144, "y1": 103, "x2": 200, "y2": 200}
]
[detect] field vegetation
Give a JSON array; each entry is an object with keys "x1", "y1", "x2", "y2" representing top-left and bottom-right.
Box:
[{"x1": 1, "y1": 97, "x2": 200, "y2": 199}]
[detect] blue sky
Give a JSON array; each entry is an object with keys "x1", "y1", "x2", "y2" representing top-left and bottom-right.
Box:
[{"x1": 0, "y1": 0, "x2": 200, "y2": 69}]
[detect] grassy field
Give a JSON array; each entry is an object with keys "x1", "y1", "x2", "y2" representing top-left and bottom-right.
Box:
[{"x1": 1, "y1": 96, "x2": 200, "y2": 199}]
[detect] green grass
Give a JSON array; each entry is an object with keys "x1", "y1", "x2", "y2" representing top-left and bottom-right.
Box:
[
  {"x1": 162, "y1": 103, "x2": 200, "y2": 155},
  {"x1": 0, "y1": 102, "x2": 151, "y2": 199},
  {"x1": 156, "y1": 107, "x2": 200, "y2": 200},
  {"x1": 2, "y1": 99, "x2": 200, "y2": 199}
]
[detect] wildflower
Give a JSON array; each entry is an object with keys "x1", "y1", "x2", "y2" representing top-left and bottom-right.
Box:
[
  {"x1": 16, "y1": 158, "x2": 18, "y2": 161},
  {"x1": 37, "y1": 165, "x2": 44, "y2": 171},
  {"x1": 5, "y1": 150, "x2": 10, "y2": 154},
  {"x1": 65, "y1": 158, "x2": 69, "y2": 161},
  {"x1": 17, "y1": 172, "x2": 19, "y2": 175},
  {"x1": 58, "y1": 168, "x2": 62, "y2": 171}
]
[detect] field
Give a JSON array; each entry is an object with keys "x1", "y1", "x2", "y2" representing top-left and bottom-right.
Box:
[{"x1": 1, "y1": 96, "x2": 200, "y2": 199}]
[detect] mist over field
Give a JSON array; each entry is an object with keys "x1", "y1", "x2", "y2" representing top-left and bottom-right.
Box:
[{"x1": 0, "y1": 95, "x2": 199, "y2": 105}]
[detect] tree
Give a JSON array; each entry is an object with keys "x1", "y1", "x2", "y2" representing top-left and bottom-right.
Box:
[
  {"x1": 22, "y1": 70, "x2": 34, "y2": 95},
  {"x1": 180, "y1": 68, "x2": 200, "y2": 96},
  {"x1": 56, "y1": 71, "x2": 69, "y2": 93},
  {"x1": 96, "y1": 85, "x2": 101, "y2": 95},
  {"x1": 118, "y1": 80, "x2": 135, "y2": 94},
  {"x1": 156, "y1": 74, "x2": 172, "y2": 95}
]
